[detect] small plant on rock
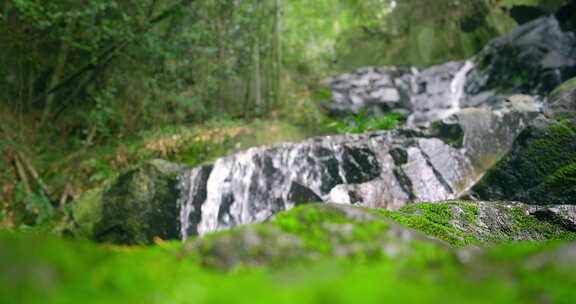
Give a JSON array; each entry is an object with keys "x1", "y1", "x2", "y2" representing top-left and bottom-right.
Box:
[{"x1": 325, "y1": 108, "x2": 403, "y2": 134}]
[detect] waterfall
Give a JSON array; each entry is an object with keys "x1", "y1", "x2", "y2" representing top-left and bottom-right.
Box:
[
  {"x1": 448, "y1": 60, "x2": 475, "y2": 116},
  {"x1": 177, "y1": 166, "x2": 212, "y2": 240}
]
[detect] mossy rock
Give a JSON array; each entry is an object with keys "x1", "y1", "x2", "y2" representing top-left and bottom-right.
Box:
[
  {"x1": 181, "y1": 200, "x2": 576, "y2": 270},
  {"x1": 67, "y1": 159, "x2": 188, "y2": 245},
  {"x1": 381, "y1": 200, "x2": 576, "y2": 246},
  {"x1": 465, "y1": 120, "x2": 576, "y2": 204},
  {"x1": 182, "y1": 203, "x2": 448, "y2": 270}
]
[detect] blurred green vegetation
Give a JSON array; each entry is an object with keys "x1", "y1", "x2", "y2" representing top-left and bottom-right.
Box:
[
  {"x1": 323, "y1": 109, "x2": 404, "y2": 134},
  {"x1": 2, "y1": 203, "x2": 576, "y2": 304}
]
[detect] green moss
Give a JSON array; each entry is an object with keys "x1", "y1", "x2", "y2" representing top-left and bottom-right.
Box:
[
  {"x1": 538, "y1": 162, "x2": 576, "y2": 203},
  {"x1": 549, "y1": 77, "x2": 576, "y2": 101},
  {"x1": 69, "y1": 187, "x2": 105, "y2": 237},
  {"x1": 461, "y1": 205, "x2": 480, "y2": 224},
  {"x1": 381, "y1": 200, "x2": 576, "y2": 246},
  {"x1": 380, "y1": 201, "x2": 481, "y2": 247},
  {"x1": 508, "y1": 206, "x2": 576, "y2": 241},
  {"x1": 273, "y1": 204, "x2": 390, "y2": 255},
  {"x1": 530, "y1": 122, "x2": 576, "y2": 173},
  {"x1": 4, "y1": 219, "x2": 576, "y2": 304}
]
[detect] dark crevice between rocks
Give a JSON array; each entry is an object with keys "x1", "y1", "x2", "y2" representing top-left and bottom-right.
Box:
[
  {"x1": 95, "y1": 225, "x2": 130, "y2": 244},
  {"x1": 389, "y1": 148, "x2": 408, "y2": 166},
  {"x1": 418, "y1": 146, "x2": 455, "y2": 195},
  {"x1": 287, "y1": 182, "x2": 322, "y2": 206},
  {"x1": 393, "y1": 168, "x2": 416, "y2": 201},
  {"x1": 556, "y1": 0, "x2": 576, "y2": 32},
  {"x1": 429, "y1": 122, "x2": 465, "y2": 148},
  {"x1": 341, "y1": 147, "x2": 381, "y2": 183}
]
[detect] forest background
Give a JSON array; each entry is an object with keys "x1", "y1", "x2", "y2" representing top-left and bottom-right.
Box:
[{"x1": 0, "y1": 0, "x2": 566, "y2": 229}]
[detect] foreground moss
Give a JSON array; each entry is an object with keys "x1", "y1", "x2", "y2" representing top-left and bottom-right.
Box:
[
  {"x1": 2, "y1": 224, "x2": 576, "y2": 304},
  {"x1": 183, "y1": 204, "x2": 442, "y2": 270}
]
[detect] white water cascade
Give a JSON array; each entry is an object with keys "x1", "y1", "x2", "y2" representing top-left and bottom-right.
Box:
[{"x1": 447, "y1": 60, "x2": 475, "y2": 117}]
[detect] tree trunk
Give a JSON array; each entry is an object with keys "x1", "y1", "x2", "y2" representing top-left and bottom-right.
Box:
[
  {"x1": 40, "y1": 23, "x2": 73, "y2": 128},
  {"x1": 253, "y1": 38, "x2": 262, "y2": 117}
]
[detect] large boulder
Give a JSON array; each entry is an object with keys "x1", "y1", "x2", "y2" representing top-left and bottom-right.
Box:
[
  {"x1": 182, "y1": 203, "x2": 450, "y2": 270},
  {"x1": 464, "y1": 119, "x2": 576, "y2": 204},
  {"x1": 67, "y1": 159, "x2": 188, "y2": 245},
  {"x1": 464, "y1": 12, "x2": 576, "y2": 100}
]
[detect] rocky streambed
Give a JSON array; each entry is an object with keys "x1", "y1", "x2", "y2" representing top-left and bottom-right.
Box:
[{"x1": 66, "y1": 2, "x2": 576, "y2": 245}]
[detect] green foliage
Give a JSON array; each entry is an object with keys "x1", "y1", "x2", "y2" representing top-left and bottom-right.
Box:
[
  {"x1": 324, "y1": 109, "x2": 403, "y2": 134},
  {"x1": 13, "y1": 183, "x2": 55, "y2": 226}
]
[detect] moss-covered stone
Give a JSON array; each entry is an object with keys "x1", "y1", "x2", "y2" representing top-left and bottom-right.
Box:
[
  {"x1": 182, "y1": 203, "x2": 448, "y2": 270},
  {"x1": 465, "y1": 120, "x2": 576, "y2": 204},
  {"x1": 381, "y1": 200, "x2": 576, "y2": 246},
  {"x1": 180, "y1": 200, "x2": 576, "y2": 270},
  {"x1": 67, "y1": 159, "x2": 188, "y2": 245}
]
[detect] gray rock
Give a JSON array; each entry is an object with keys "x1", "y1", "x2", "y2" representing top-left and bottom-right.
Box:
[
  {"x1": 327, "y1": 61, "x2": 475, "y2": 125},
  {"x1": 465, "y1": 14, "x2": 576, "y2": 99},
  {"x1": 181, "y1": 201, "x2": 576, "y2": 270}
]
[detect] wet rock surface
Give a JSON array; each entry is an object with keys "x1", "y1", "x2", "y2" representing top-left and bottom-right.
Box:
[
  {"x1": 544, "y1": 76, "x2": 576, "y2": 121},
  {"x1": 327, "y1": 61, "x2": 476, "y2": 125},
  {"x1": 465, "y1": 14, "x2": 576, "y2": 100}
]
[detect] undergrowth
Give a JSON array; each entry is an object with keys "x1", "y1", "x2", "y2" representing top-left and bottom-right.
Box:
[{"x1": 324, "y1": 109, "x2": 403, "y2": 134}]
